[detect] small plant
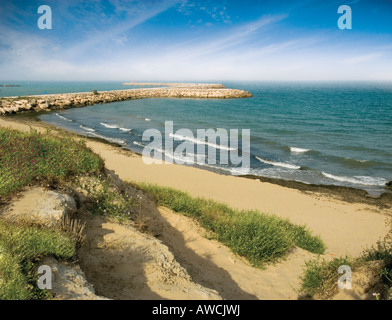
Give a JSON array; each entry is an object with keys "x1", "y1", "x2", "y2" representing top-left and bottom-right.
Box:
[
  {"x1": 300, "y1": 219, "x2": 392, "y2": 300},
  {"x1": 299, "y1": 256, "x2": 356, "y2": 299},
  {"x1": 361, "y1": 220, "x2": 392, "y2": 299},
  {"x1": 58, "y1": 215, "x2": 86, "y2": 248},
  {"x1": 80, "y1": 176, "x2": 136, "y2": 223},
  {"x1": 0, "y1": 127, "x2": 103, "y2": 198},
  {"x1": 92, "y1": 89, "x2": 98, "y2": 95}
]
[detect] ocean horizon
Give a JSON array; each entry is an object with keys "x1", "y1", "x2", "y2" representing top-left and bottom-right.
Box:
[{"x1": 3, "y1": 80, "x2": 391, "y2": 195}]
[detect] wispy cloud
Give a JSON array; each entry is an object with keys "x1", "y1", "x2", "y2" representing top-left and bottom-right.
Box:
[
  {"x1": 0, "y1": 0, "x2": 180, "y2": 79},
  {"x1": 177, "y1": 0, "x2": 232, "y2": 25},
  {"x1": 344, "y1": 52, "x2": 383, "y2": 65},
  {"x1": 163, "y1": 14, "x2": 288, "y2": 61},
  {"x1": 62, "y1": 0, "x2": 180, "y2": 57},
  {"x1": 1, "y1": 0, "x2": 392, "y2": 81}
]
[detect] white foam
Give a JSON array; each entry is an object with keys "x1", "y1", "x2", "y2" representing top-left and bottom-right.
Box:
[
  {"x1": 344, "y1": 157, "x2": 369, "y2": 163},
  {"x1": 100, "y1": 122, "x2": 119, "y2": 129},
  {"x1": 55, "y1": 113, "x2": 72, "y2": 122},
  {"x1": 321, "y1": 172, "x2": 387, "y2": 186},
  {"x1": 79, "y1": 125, "x2": 95, "y2": 132},
  {"x1": 230, "y1": 167, "x2": 251, "y2": 175},
  {"x1": 255, "y1": 156, "x2": 301, "y2": 170},
  {"x1": 169, "y1": 133, "x2": 236, "y2": 151},
  {"x1": 119, "y1": 127, "x2": 132, "y2": 132},
  {"x1": 290, "y1": 147, "x2": 310, "y2": 154},
  {"x1": 100, "y1": 122, "x2": 132, "y2": 132},
  {"x1": 133, "y1": 141, "x2": 145, "y2": 147},
  {"x1": 141, "y1": 145, "x2": 196, "y2": 165},
  {"x1": 145, "y1": 118, "x2": 151, "y2": 122}
]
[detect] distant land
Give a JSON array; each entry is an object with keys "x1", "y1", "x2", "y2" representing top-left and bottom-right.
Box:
[{"x1": 0, "y1": 84, "x2": 21, "y2": 87}]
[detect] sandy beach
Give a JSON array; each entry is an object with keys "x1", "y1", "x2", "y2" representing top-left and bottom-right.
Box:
[
  {"x1": 87, "y1": 141, "x2": 391, "y2": 256},
  {"x1": 1, "y1": 115, "x2": 391, "y2": 299}
]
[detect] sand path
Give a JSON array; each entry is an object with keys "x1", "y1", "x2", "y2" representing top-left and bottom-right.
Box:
[{"x1": 148, "y1": 205, "x2": 316, "y2": 299}]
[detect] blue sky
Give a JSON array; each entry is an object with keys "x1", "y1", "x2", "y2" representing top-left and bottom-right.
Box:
[{"x1": 0, "y1": 0, "x2": 392, "y2": 81}]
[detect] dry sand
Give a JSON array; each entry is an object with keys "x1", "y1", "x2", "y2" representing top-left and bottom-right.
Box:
[
  {"x1": 83, "y1": 140, "x2": 390, "y2": 258},
  {"x1": 1, "y1": 116, "x2": 391, "y2": 300}
]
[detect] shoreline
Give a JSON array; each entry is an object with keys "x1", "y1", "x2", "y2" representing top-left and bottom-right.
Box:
[
  {"x1": 2, "y1": 83, "x2": 389, "y2": 201},
  {"x1": 1, "y1": 114, "x2": 391, "y2": 258},
  {"x1": 10, "y1": 112, "x2": 392, "y2": 209}
]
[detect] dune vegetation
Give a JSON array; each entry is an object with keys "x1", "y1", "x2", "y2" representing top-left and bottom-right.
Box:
[
  {"x1": 0, "y1": 127, "x2": 103, "y2": 299},
  {"x1": 130, "y1": 182, "x2": 326, "y2": 267}
]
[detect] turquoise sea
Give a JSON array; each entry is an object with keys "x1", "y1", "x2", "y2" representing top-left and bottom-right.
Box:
[{"x1": 2, "y1": 81, "x2": 391, "y2": 195}]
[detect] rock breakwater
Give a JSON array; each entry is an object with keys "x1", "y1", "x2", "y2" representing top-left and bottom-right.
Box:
[{"x1": 0, "y1": 83, "x2": 252, "y2": 115}]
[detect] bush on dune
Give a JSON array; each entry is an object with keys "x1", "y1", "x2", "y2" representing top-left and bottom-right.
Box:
[
  {"x1": 0, "y1": 221, "x2": 76, "y2": 300},
  {"x1": 0, "y1": 127, "x2": 103, "y2": 197},
  {"x1": 130, "y1": 182, "x2": 326, "y2": 267},
  {"x1": 0, "y1": 126, "x2": 103, "y2": 300}
]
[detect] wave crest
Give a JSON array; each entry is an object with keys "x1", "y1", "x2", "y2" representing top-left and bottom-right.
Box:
[
  {"x1": 321, "y1": 172, "x2": 387, "y2": 186},
  {"x1": 255, "y1": 156, "x2": 301, "y2": 170},
  {"x1": 290, "y1": 147, "x2": 310, "y2": 154},
  {"x1": 169, "y1": 133, "x2": 236, "y2": 151}
]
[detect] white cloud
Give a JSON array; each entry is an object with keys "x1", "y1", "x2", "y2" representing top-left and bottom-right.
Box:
[
  {"x1": 177, "y1": 0, "x2": 231, "y2": 24},
  {"x1": 1, "y1": 3, "x2": 392, "y2": 81},
  {"x1": 161, "y1": 14, "x2": 288, "y2": 62},
  {"x1": 62, "y1": 0, "x2": 179, "y2": 58},
  {"x1": 344, "y1": 52, "x2": 383, "y2": 64}
]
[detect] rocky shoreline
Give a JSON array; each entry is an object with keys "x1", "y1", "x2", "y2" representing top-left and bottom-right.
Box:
[{"x1": 0, "y1": 83, "x2": 252, "y2": 115}]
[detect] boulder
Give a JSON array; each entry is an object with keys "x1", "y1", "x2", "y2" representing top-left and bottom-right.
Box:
[
  {"x1": 38, "y1": 103, "x2": 49, "y2": 110},
  {"x1": 103, "y1": 168, "x2": 125, "y2": 193},
  {"x1": 40, "y1": 257, "x2": 109, "y2": 300},
  {"x1": 2, "y1": 187, "x2": 77, "y2": 227},
  {"x1": 20, "y1": 103, "x2": 33, "y2": 111}
]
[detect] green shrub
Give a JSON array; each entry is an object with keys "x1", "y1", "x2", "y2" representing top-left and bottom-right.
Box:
[
  {"x1": 300, "y1": 221, "x2": 392, "y2": 300},
  {"x1": 130, "y1": 182, "x2": 326, "y2": 267},
  {"x1": 299, "y1": 256, "x2": 355, "y2": 299},
  {"x1": 0, "y1": 221, "x2": 76, "y2": 300},
  {"x1": 0, "y1": 127, "x2": 103, "y2": 197},
  {"x1": 360, "y1": 226, "x2": 392, "y2": 299},
  {"x1": 80, "y1": 177, "x2": 135, "y2": 223}
]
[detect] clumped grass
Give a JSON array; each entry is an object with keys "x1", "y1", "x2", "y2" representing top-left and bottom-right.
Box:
[
  {"x1": 360, "y1": 221, "x2": 392, "y2": 299},
  {"x1": 289, "y1": 225, "x2": 327, "y2": 255},
  {"x1": 80, "y1": 177, "x2": 136, "y2": 223},
  {"x1": 0, "y1": 220, "x2": 76, "y2": 300},
  {"x1": 300, "y1": 220, "x2": 392, "y2": 300},
  {"x1": 130, "y1": 182, "x2": 326, "y2": 267},
  {"x1": 0, "y1": 126, "x2": 103, "y2": 300},
  {"x1": 299, "y1": 256, "x2": 356, "y2": 299},
  {"x1": 0, "y1": 127, "x2": 103, "y2": 197}
]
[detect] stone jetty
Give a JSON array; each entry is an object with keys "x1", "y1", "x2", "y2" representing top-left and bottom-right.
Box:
[
  {"x1": 122, "y1": 82, "x2": 226, "y2": 89},
  {"x1": 0, "y1": 83, "x2": 252, "y2": 115}
]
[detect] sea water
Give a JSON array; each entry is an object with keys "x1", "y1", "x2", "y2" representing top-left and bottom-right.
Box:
[{"x1": 3, "y1": 80, "x2": 391, "y2": 195}]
